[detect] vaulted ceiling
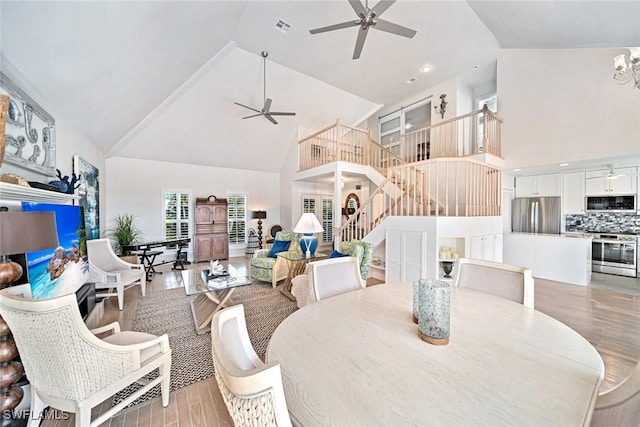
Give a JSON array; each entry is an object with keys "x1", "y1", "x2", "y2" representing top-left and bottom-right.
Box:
[{"x1": 1, "y1": 1, "x2": 638, "y2": 173}]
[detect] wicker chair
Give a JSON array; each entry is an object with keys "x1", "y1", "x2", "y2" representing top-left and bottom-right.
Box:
[
  {"x1": 0, "y1": 285, "x2": 171, "y2": 427},
  {"x1": 311, "y1": 257, "x2": 365, "y2": 302},
  {"x1": 87, "y1": 238, "x2": 146, "y2": 310},
  {"x1": 591, "y1": 359, "x2": 640, "y2": 427},
  {"x1": 453, "y1": 258, "x2": 535, "y2": 309},
  {"x1": 211, "y1": 304, "x2": 291, "y2": 427}
]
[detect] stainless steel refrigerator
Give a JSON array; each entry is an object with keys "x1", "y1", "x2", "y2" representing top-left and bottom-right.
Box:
[{"x1": 512, "y1": 196, "x2": 561, "y2": 234}]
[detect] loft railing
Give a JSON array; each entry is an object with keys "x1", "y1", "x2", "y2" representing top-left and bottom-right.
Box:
[
  {"x1": 298, "y1": 120, "x2": 404, "y2": 174},
  {"x1": 389, "y1": 105, "x2": 502, "y2": 162},
  {"x1": 336, "y1": 158, "x2": 502, "y2": 242}
]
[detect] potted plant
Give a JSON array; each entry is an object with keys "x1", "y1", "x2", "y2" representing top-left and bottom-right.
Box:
[{"x1": 107, "y1": 214, "x2": 141, "y2": 263}]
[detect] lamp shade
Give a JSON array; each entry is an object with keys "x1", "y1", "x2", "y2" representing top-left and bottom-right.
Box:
[
  {"x1": 252, "y1": 210, "x2": 267, "y2": 220},
  {"x1": 0, "y1": 211, "x2": 59, "y2": 256},
  {"x1": 294, "y1": 213, "x2": 324, "y2": 234}
]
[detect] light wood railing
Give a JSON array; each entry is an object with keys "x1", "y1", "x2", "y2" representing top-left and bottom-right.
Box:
[{"x1": 336, "y1": 158, "x2": 502, "y2": 242}]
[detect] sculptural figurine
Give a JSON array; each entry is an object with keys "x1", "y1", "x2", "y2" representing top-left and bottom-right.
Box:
[{"x1": 49, "y1": 169, "x2": 81, "y2": 194}]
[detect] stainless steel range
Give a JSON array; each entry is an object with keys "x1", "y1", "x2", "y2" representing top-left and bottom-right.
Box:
[{"x1": 589, "y1": 233, "x2": 638, "y2": 277}]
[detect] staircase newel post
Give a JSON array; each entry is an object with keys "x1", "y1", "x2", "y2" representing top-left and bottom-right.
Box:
[
  {"x1": 335, "y1": 119, "x2": 341, "y2": 162},
  {"x1": 481, "y1": 104, "x2": 489, "y2": 154}
]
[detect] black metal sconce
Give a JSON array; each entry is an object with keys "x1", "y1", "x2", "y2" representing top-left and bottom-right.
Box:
[{"x1": 434, "y1": 94, "x2": 447, "y2": 119}]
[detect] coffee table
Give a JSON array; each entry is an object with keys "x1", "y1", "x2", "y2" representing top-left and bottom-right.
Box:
[
  {"x1": 182, "y1": 266, "x2": 251, "y2": 335},
  {"x1": 278, "y1": 252, "x2": 327, "y2": 301}
]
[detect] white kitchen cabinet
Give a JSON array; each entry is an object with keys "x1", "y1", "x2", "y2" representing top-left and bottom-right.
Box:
[
  {"x1": 470, "y1": 233, "x2": 503, "y2": 262},
  {"x1": 386, "y1": 229, "x2": 427, "y2": 283},
  {"x1": 515, "y1": 174, "x2": 561, "y2": 197},
  {"x1": 586, "y1": 167, "x2": 637, "y2": 195},
  {"x1": 563, "y1": 171, "x2": 586, "y2": 214}
]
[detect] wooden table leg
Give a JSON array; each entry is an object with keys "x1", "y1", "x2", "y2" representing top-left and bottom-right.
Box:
[
  {"x1": 279, "y1": 260, "x2": 307, "y2": 302},
  {"x1": 189, "y1": 288, "x2": 236, "y2": 335}
]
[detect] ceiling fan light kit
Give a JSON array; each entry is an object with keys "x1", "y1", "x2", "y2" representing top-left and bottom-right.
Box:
[
  {"x1": 309, "y1": 0, "x2": 417, "y2": 60},
  {"x1": 234, "y1": 51, "x2": 296, "y2": 125},
  {"x1": 613, "y1": 47, "x2": 640, "y2": 90}
]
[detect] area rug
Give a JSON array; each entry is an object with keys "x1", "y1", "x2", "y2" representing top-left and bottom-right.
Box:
[{"x1": 112, "y1": 283, "x2": 298, "y2": 407}]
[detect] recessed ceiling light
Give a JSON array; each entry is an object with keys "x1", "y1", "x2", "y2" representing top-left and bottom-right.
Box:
[
  {"x1": 420, "y1": 64, "x2": 432, "y2": 73},
  {"x1": 405, "y1": 77, "x2": 418, "y2": 84},
  {"x1": 473, "y1": 65, "x2": 479, "y2": 70},
  {"x1": 559, "y1": 163, "x2": 569, "y2": 167},
  {"x1": 405, "y1": 123, "x2": 413, "y2": 130},
  {"x1": 513, "y1": 168, "x2": 521, "y2": 172}
]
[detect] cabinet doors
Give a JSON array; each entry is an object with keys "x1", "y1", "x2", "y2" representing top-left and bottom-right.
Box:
[
  {"x1": 470, "y1": 233, "x2": 502, "y2": 262},
  {"x1": 385, "y1": 230, "x2": 427, "y2": 283},
  {"x1": 563, "y1": 172, "x2": 586, "y2": 214},
  {"x1": 195, "y1": 204, "x2": 214, "y2": 225},
  {"x1": 194, "y1": 234, "x2": 229, "y2": 262},
  {"x1": 515, "y1": 174, "x2": 560, "y2": 197},
  {"x1": 586, "y1": 168, "x2": 637, "y2": 195}
]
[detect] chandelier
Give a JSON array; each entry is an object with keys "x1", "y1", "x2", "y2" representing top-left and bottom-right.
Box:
[{"x1": 613, "y1": 47, "x2": 640, "y2": 90}]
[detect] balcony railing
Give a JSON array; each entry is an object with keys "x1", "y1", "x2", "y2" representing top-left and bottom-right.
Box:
[{"x1": 336, "y1": 158, "x2": 502, "y2": 242}]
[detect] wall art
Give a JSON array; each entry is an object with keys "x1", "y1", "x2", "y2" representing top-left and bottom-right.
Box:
[
  {"x1": 0, "y1": 71, "x2": 56, "y2": 176},
  {"x1": 74, "y1": 155, "x2": 100, "y2": 240}
]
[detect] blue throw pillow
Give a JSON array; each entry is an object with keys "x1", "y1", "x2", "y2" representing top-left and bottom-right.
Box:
[
  {"x1": 268, "y1": 239, "x2": 291, "y2": 258},
  {"x1": 329, "y1": 250, "x2": 348, "y2": 258}
]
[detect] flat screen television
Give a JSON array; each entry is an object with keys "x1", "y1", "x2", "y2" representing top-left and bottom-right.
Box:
[{"x1": 22, "y1": 202, "x2": 90, "y2": 299}]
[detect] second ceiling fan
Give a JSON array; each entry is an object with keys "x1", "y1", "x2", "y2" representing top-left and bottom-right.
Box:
[
  {"x1": 310, "y1": 0, "x2": 417, "y2": 60},
  {"x1": 234, "y1": 51, "x2": 296, "y2": 125}
]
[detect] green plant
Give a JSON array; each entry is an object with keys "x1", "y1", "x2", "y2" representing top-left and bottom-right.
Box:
[{"x1": 107, "y1": 214, "x2": 141, "y2": 255}]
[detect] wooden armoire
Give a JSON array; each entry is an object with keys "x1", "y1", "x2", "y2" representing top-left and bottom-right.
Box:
[{"x1": 194, "y1": 197, "x2": 229, "y2": 263}]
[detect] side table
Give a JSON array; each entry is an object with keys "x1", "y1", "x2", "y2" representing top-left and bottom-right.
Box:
[{"x1": 278, "y1": 252, "x2": 327, "y2": 301}]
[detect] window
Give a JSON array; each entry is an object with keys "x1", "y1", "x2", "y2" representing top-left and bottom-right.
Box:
[
  {"x1": 302, "y1": 195, "x2": 333, "y2": 243},
  {"x1": 227, "y1": 194, "x2": 247, "y2": 244},
  {"x1": 378, "y1": 101, "x2": 431, "y2": 165},
  {"x1": 164, "y1": 191, "x2": 190, "y2": 241}
]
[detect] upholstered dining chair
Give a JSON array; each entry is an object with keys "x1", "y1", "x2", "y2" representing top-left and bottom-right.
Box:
[
  {"x1": 0, "y1": 285, "x2": 172, "y2": 427},
  {"x1": 311, "y1": 257, "x2": 365, "y2": 302},
  {"x1": 249, "y1": 230, "x2": 302, "y2": 288},
  {"x1": 591, "y1": 359, "x2": 640, "y2": 427},
  {"x1": 453, "y1": 257, "x2": 535, "y2": 309},
  {"x1": 87, "y1": 238, "x2": 146, "y2": 310},
  {"x1": 211, "y1": 304, "x2": 292, "y2": 427}
]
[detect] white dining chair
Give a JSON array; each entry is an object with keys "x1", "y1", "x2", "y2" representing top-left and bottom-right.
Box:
[
  {"x1": 453, "y1": 257, "x2": 535, "y2": 309},
  {"x1": 87, "y1": 238, "x2": 146, "y2": 310},
  {"x1": 0, "y1": 286, "x2": 171, "y2": 427},
  {"x1": 311, "y1": 256, "x2": 365, "y2": 302},
  {"x1": 591, "y1": 359, "x2": 640, "y2": 427},
  {"x1": 211, "y1": 304, "x2": 292, "y2": 427}
]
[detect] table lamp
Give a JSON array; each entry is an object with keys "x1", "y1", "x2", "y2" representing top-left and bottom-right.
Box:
[
  {"x1": 293, "y1": 213, "x2": 324, "y2": 258},
  {"x1": 252, "y1": 210, "x2": 267, "y2": 249},
  {"x1": 0, "y1": 209, "x2": 58, "y2": 412}
]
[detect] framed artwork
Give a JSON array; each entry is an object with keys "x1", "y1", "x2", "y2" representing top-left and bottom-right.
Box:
[
  {"x1": 0, "y1": 71, "x2": 56, "y2": 176},
  {"x1": 74, "y1": 155, "x2": 100, "y2": 240}
]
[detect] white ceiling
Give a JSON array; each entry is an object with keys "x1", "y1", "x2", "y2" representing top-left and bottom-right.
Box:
[{"x1": 1, "y1": 1, "x2": 638, "y2": 173}]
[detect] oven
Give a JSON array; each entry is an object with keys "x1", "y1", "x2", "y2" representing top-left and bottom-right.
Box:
[{"x1": 591, "y1": 234, "x2": 637, "y2": 278}]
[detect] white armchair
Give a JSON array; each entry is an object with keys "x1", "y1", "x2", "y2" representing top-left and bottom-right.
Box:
[
  {"x1": 0, "y1": 286, "x2": 172, "y2": 427},
  {"x1": 311, "y1": 257, "x2": 365, "y2": 302},
  {"x1": 591, "y1": 359, "x2": 640, "y2": 427},
  {"x1": 87, "y1": 238, "x2": 146, "y2": 311},
  {"x1": 211, "y1": 304, "x2": 291, "y2": 427},
  {"x1": 453, "y1": 258, "x2": 535, "y2": 309}
]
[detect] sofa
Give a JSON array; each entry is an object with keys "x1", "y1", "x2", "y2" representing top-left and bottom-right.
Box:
[{"x1": 250, "y1": 230, "x2": 302, "y2": 288}]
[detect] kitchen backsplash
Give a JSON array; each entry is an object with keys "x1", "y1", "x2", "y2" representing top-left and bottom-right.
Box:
[{"x1": 565, "y1": 213, "x2": 640, "y2": 234}]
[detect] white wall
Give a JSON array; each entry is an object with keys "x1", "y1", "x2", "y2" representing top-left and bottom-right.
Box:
[
  {"x1": 105, "y1": 157, "x2": 279, "y2": 259},
  {"x1": 498, "y1": 49, "x2": 640, "y2": 169}
]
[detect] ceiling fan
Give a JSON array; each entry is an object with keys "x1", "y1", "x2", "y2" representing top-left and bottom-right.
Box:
[
  {"x1": 234, "y1": 51, "x2": 296, "y2": 125},
  {"x1": 587, "y1": 165, "x2": 640, "y2": 180},
  {"x1": 309, "y1": 0, "x2": 417, "y2": 60}
]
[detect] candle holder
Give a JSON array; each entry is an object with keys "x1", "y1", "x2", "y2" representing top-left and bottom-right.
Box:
[
  {"x1": 416, "y1": 278, "x2": 450, "y2": 346},
  {"x1": 439, "y1": 260, "x2": 455, "y2": 279}
]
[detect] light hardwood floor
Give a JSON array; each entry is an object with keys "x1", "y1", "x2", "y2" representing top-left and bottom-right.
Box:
[{"x1": 40, "y1": 257, "x2": 640, "y2": 427}]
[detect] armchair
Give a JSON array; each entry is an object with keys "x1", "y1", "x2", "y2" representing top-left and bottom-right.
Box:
[
  {"x1": 591, "y1": 357, "x2": 640, "y2": 427},
  {"x1": 0, "y1": 286, "x2": 172, "y2": 427},
  {"x1": 339, "y1": 239, "x2": 374, "y2": 280},
  {"x1": 250, "y1": 231, "x2": 302, "y2": 288},
  {"x1": 87, "y1": 238, "x2": 146, "y2": 311},
  {"x1": 311, "y1": 257, "x2": 365, "y2": 302}
]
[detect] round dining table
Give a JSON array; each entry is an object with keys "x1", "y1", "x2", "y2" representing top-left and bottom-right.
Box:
[{"x1": 267, "y1": 282, "x2": 604, "y2": 427}]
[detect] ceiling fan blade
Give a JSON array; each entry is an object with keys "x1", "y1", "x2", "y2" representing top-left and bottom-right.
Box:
[
  {"x1": 371, "y1": 0, "x2": 396, "y2": 17},
  {"x1": 234, "y1": 102, "x2": 262, "y2": 113},
  {"x1": 310, "y1": 20, "x2": 360, "y2": 34},
  {"x1": 241, "y1": 113, "x2": 264, "y2": 119},
  {"x1": 264, "y1": 114, "x2": 278, "y2": 125},
  {"x1": 353, "y1": 26, "x2": 369, "y2": 60},
  {"x1": 373, "y1": 18, "x2": 417, "y2": 38},
  {"x1": 263, "y1": 98, "x2": 272, "y2": 114},
  {"x1": 269, "y1": 112, "x2": 296, "y2": 116},
  {"x1": 348, "y1": 0, "x2": 367, "y2": 17}
]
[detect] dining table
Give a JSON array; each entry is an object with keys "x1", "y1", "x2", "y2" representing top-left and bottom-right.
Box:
[{"x1": 266, "y1": 282, "x2": 605, "y2": 426}]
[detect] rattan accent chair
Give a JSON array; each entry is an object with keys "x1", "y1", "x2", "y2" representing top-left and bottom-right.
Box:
[
  {"x1": 0, "y1": 285, "x2": 171, "y2": 427},
  {"x1": 87, "y1": 238, "x2": 146, "y2": 310},
  {"x1": 591, "y1": 359, "x2": 640, "y2": 427},
  {"x1": 453, "y1": 258, "x2": 535, "y2": 309},
  {"x1": 211, "y1": 304, "x2": 291, "y2": 427}
]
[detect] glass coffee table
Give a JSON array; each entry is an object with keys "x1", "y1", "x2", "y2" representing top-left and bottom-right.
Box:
[
  {"x1": 182, "y1": 266, "x2": 251, "y2": 335},
  {"x1": 278, "y1": 252, "x2": 327, "y2": 301}
]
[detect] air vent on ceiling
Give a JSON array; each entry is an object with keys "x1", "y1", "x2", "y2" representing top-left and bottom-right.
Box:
[
  {"x1": 405, "y1": 77, "x2": 418, "y2": 84},
  {"x1": 274, "y1": 19, "x2": 292, "y2": 34}
]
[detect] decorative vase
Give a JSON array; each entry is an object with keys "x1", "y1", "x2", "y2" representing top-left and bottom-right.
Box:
[
  {"x1": 299, "y1": 234, "x2": 318, "y2": 258},
  {"x1": 416, "y1": 279, "x2": 450, "y2": 345},
  {"x1": 439, "y1": 260, "x2": 455, "y2": 279}
]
